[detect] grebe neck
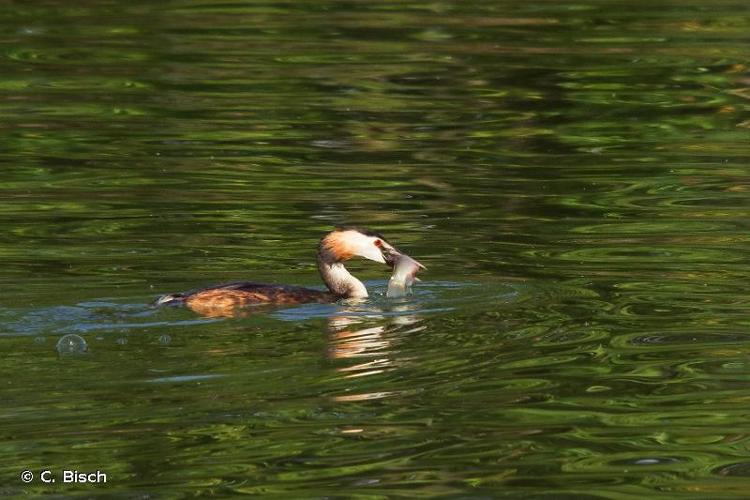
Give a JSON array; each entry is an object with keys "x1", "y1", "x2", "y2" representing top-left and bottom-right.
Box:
[{"x1": 317, "y1": 253, "x2": 368, "y2": 298}]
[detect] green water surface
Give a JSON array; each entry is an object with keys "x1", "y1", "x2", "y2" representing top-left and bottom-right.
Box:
[{"x1": 2, "y1": 0, "x2": 750, "y2": 497}]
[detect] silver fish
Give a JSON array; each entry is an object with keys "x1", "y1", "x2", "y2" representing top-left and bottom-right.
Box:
[{"x1": 386, "y1": 253, "x2": 426, "y2": 298}]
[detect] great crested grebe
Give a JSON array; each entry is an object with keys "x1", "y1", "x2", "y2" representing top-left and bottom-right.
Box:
[{"x1": 155, "y1": 227, "x2": 424, "y2": 316}]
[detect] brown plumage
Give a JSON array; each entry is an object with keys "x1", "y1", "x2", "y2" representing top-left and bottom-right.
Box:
[
  {"x1": 181, "y1": 283, "x2": 333, "y2": 317},
  {"x1": 154, "y1": 228, "x2": 406, "y2": 317}
]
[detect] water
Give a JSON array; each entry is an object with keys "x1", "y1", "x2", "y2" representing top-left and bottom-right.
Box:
[{"x1": 2, "y1": 0, "x2": 750, "y2": 496}]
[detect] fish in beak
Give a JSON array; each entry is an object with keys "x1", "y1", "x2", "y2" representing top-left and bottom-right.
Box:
[{"x1": 386, "y1": 253, "x2": 426, "y2": 298}]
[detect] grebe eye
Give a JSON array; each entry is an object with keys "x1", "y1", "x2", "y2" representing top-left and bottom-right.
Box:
[{"x1": 374, "y1": 239, "x2": 383, "y2": 248}]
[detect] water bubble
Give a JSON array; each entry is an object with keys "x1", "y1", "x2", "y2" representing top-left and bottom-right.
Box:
[
  {"x1": 19, "y1": 27, "x2": 45, "y2": 36},
  {"x1": 56, "y1": 334, "x2": 87, "y2": 354},
  {"x1": 634, "y1": 458, "x2": 661, "y2": 465},
  {"x1": 610, "y1": 456, "x2": 681, "y2": 467},
  {"x1": 715, "y1": 461, "x2": 750, "y2": 476},
  {"x1": 159, "y1": 334, "x2": 171, "y2": 345},
  {"x1": 34, "y1": 336, "x2": 46, "y2": 344},
  {"x1": 116, "y1": 337, "x2": 128, "y2": 345}
]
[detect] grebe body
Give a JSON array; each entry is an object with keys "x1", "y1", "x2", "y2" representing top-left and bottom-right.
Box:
[{"x1": 155, "y1": 227, "x2": 421, "y2": 316}]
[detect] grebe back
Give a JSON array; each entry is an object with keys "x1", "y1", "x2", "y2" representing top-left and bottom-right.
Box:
[{"x1": 155, "y1": 227, "x2": 424, "y2": 316}]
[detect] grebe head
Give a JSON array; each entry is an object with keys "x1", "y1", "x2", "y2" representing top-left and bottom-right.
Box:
[
  {"x1": 317, "y1": 227, "x2": 425, "y2": 299},
  {"x1": 319, "y1": 227, "x2": 408, "y2": 267}
]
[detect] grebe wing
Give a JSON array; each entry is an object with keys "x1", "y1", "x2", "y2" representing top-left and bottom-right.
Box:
[
  {"x1": 199, "y1": 281, "x2": 333, "y2": 300},
  {"x1": 155, "y1": 281, "x2": 335, "y2": 317}
]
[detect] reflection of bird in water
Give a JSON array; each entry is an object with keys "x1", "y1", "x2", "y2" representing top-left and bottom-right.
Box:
[
  {"x1": 327, "y1": 307, "x2": 425, "y2": 403},
  {"x1": 155, "y1": 227, "x2": 416, "y2": 317}
]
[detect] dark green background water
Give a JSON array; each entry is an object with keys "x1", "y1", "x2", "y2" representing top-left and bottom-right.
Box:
[{"x1": 2, "y1": 0, "x2": 750, "y2": 497}]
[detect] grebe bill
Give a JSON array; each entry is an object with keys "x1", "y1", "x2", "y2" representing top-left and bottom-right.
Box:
[{"x1": 155, "y1": 227, "x2": 421, "y2": 316}]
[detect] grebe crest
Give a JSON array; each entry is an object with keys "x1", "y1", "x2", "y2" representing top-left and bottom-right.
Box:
[{"x1": 319, "y1": 227, "x2": 400, "y2": 265}]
